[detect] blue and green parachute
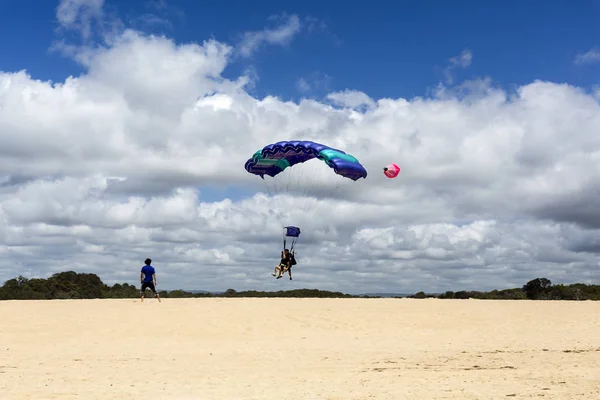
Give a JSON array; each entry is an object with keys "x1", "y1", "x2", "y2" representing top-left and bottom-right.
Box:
[{"x1": 244, "y1": 140, "x2": 368, "y2": 181}]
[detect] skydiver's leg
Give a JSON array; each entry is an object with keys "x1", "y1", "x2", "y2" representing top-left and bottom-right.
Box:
[
  {"x1": 277, "y1": 264, "x2": 286, "y2": 278},
  {"x1": 288, "y1": 266, "x2": 292, "y2": 280}
]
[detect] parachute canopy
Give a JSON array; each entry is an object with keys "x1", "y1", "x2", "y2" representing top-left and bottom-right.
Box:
[
  {"x1": 284, "y1": 226, "x2": 301, "y2": 237},
  {"x1": 383, "y1": 163, "x2": 400, "y2": 178},
  {"x1": 283, "y1": 226, "x2": 301, "y2": 252},
  {"x1": 244, "y1": 140, "x2": 368, "y2": 181}
]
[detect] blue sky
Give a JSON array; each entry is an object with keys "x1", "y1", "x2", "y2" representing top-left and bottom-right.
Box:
[{"x1": 1, "y1": 0, "x2": 599, "y2": 103}]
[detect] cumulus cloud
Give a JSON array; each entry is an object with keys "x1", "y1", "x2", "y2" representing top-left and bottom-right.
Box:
[
  {"x1": 296, "y1": 78, "x2": 311, "y2": 93},
  {"x1": 237, "y1": 14, "x2": 302, "y2": 57},
  {"x1": 443, "y1": 48, "x2": 473, "y2": 84},
  {"x1": 1, "y1": 4, "x2": 599, "y2": 294},
  {"x1": 574, "y1": 47, "x2": 600, "y2": 65},
  {"x1": 326, "y1": 89, "x2": 376, "y2": 111},
  {"x1": 56, "y1": 0, "x2": 105, "y2": 40},
  {"x1": 449, "y1": 49, "x2": 473, "y2": 68},
  {"x1": 51, "y1": 0, "x2": 126, "y2": 63}
]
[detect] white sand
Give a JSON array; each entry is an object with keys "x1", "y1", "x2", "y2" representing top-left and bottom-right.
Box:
[{"x1": 1, "y1": 298, "x2": 599, "y2": 399}]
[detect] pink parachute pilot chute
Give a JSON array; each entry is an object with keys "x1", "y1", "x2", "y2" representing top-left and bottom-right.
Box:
[{"x1": 383, "y1": 163, "x2": 400, "y2": 178}]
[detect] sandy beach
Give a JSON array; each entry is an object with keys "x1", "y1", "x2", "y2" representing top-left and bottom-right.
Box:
[{"x1": 1, "y1": 298, "x2": 599, "y2": 399}]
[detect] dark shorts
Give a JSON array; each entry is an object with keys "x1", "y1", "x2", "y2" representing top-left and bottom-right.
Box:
[{"x1": 141, "y1": 281, "x2": 156, "y2": 294}]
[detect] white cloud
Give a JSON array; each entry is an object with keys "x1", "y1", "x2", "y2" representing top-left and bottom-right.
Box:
[
  {"x1": 326, "y1": 90, "x2": 376, "y2": 111},
  {"x1": 237, "y1": 14, "x2": 302, "y2": 57},
  {"x1": 443, "y1": 48, "x2": 473, "y2": 84},
  {"x1": 56, "y1": 0, "x2": 105, "y2": 40},
  {"x1": 574, "y1": 48, "x2": 600, "y2": 65},
  {"x1": 1, "y1": 8, "x2": 600, "y2": 294},
  {"x1": 449, "y1": 49, "x2": 473, "y2": 68},
  {"x1": 296, "y1": 78, "x2": 311, "y2": 93}
]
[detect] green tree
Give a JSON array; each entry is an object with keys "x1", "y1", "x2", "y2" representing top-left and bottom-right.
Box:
[{"x1": 523, "y1": 278, "x2": 552, "y2": 300}]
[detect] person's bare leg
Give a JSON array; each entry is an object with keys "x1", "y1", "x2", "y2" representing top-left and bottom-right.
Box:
[
  {"x1": 155, "y1": 292, "x2": 161, "y2": 302},
  {"x1": 278, "y1": 266, "x2": 287, "y2": 278},
  {"x1": 272, "y1": 265, "x2": 280, "y2": 277}
]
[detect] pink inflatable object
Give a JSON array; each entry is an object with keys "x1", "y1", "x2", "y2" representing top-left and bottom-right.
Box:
[{"x1": 383, "y1": 163, "x2": 400, "y2": 178}]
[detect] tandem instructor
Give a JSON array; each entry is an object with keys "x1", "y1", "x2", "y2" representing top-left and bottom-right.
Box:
[{"x1": 140, "y1": 258, "x2": 161, "y2": 302}]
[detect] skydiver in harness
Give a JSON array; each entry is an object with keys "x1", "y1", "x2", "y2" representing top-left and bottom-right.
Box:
[
  {"x1": 272, "y1": 226, "x2": 300, "y2": 280},
  {"x1": 282, "y1": 249, "x2": 297, "y2": 280},
  {"x1": 272, "y1": 248, "x2": 292, "y2": 279}
]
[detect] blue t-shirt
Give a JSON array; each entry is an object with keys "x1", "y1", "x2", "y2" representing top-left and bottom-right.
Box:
[{"x1": 141, "y1": 265, "x2": 155, "y2": 283}]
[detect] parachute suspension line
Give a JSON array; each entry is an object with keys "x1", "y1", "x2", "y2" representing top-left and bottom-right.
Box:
[
  {"x1": 289, "y1": 236, "x2": 298, "y2": 252},
  {"x1": 260, "y1": 161, "x2": 347, "y2": 229},
  {"x1": 261, "y1": 175, "x2": 285, "y2": 227},
  {"x1": 245, "y1": 141, "x2": 368, "y2": 249}
]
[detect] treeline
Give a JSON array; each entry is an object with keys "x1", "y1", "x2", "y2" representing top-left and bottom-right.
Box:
[
  {"x1": 0, "y1": 273, "x2": 598, "y2": 300},
  {"x1": 0, "y1": 271, "x2": 355, "y2": 300},
  {"x1": 409, "y1": 278, "x2": 600, "y2": 300}
]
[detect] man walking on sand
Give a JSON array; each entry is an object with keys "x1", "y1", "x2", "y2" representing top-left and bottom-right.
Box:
[{"x1": 140, "y1": 258, "x2": 161, "y2": 302}]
